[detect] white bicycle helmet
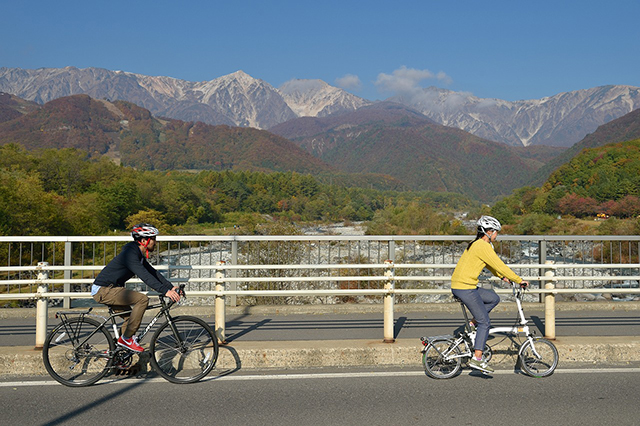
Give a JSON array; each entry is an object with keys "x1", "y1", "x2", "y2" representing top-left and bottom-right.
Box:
[
  {"x1": 477, "y1": 215, "x2": 502, "y2": 232},
  {"x1": 131, "y1": 223, "x2": 159, "y2": 240}
]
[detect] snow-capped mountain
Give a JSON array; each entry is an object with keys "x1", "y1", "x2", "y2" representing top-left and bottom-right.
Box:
[
  {"x1": 1, "y1": 66, "x2": 639, "y2": 147},
  {"x1": 278, "y1": 79, "x2": 371, "y2": 117},
  {"x1": 0, "y1": 67, "x2": 363, "y2": 129},
  {"x1": 391, "y1": 85, "x2": 640, "y2": 147}
]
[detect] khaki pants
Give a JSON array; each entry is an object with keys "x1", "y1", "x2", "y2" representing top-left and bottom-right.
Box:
[{"x1": 93, "y1": 286, "x2": 149, "y2": 338}]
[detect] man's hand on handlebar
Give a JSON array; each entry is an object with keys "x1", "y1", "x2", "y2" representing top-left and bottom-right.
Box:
[{"x1": 165, "y1": 286, "x2": 181, "y2": 302}]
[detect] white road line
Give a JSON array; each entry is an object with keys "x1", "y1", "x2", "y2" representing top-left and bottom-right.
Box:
[{"x1": 2, "y1": 367, "x2": 640, "y2": 387}]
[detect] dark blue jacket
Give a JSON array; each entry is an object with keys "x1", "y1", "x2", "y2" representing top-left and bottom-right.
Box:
[{"x1": 93, "y1": 241, "x2": 173, "y2": 294}]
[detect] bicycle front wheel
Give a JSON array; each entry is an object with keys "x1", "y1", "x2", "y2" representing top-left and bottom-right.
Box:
[
  {"x1": 519, "y1": 338, "x2": 558, "y2": 378},
  {"x1": 422, "y1": 338, "x2": 462, "y2": 379},
  {"x1": 149, "y1": 316, "x2": 219, "y2": 384},
  {"x1": 43, "y1": 317, "x2": 114, "y2": 387}
]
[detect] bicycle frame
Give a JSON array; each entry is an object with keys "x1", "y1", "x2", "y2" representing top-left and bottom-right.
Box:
[
  {"x1": 488, "y1": 285, "x2": 545, "y2": 360},
  {"x1": 422, "y1": 284, "x2": 540, "y2": 361},
  {"x1": 422, "y1": 334, "x2": 474, "y2": 361},
  {"x1": 54, "y1": 295, "x2": 178, "y2": 356}
]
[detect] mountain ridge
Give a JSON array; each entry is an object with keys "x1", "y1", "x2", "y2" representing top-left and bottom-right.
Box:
[
  {"x1": 390, "y1": 85, "x2": 640, "y2": 147},
  {"x1": 270, "y1": 102, "x2": 560, "y2": 201},
  {"x1": 0, "y1": 94, "x2": 332, "y2": 174},
  {"x1": 0, "y1": 92, "x2": 566, "y2": 201},
  {"x1": 1, "y1": 66, "x2": 638, "y2": 149}
]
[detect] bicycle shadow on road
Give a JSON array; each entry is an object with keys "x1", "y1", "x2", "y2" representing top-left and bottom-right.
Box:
[
  {"x1": 42, "y1": 380, "x2": 147, "y2": 425},
  {"x1": 208, "y1": 344, "x2": 242, "y2": 380},
  {"x1": 98, "y1": 344, "x2": 243, "y2": 383},
  {"x1": 224, "y1": 315, "x2": 272, "y2": 342}
]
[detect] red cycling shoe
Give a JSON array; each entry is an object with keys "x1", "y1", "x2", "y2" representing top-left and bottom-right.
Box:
[{"x1": 117, "y1": 335, "x2": 144, "y2": 353}]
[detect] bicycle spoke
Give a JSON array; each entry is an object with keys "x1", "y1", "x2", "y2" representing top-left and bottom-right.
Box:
[
  {"x1": 423, "y1": 339, "x2": 462, "y2": 379},
  {"x1": 150, "y1": 316, "x2": 218, "y2": 384},
  {"x1": 519, "y1": 338, "x2": 559, "y2": 378},
  {"x1": 43, "y1": 317, "x2": 114, "y2": 387}
]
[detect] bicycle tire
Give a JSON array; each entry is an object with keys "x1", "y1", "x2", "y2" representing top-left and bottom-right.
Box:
[
  {"x1": 43, "y1": 317, "x2": 114, "y2": 387},
  {"x1": 518, "y1": 338, "x2": 558, "y2": 378},
  {"x1": 149, "y1": 316, "x2": 219, "y2": 384},
  {"x1": 422, "y1": 338, "x2": 462, "y2": 379}
]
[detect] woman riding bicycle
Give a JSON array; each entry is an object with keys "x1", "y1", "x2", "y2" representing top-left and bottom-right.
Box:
[{"x1": 451, "y1": 215, "x2": 529, "y2": 374}]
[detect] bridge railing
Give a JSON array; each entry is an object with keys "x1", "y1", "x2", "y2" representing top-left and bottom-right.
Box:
[{"x1": 1, "y1": 235, "x2": 639, "y2": 346}]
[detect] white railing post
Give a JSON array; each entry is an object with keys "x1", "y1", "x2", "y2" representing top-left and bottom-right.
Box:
[
  {"x1": 215, "y1": 261, "x2": 227, "y2": 344},
  {"x1": 63, "y1": 241, "x2": 72, "y2": 309},
  {"x1": 35, "y1": 261, "x2": 49, "y2": 350},
  {"x1": 383, "y1": 260, "x2": 395, "y2": 343},
  {"x1": 544, "y1": 261, "x2": 556, "y2": 340},
  {"x1": 538, "y1": 239, "x2": 547, "y2": 303},
  {"x1": 229, "y1": 240, "x2": 238, "y2": 307}
]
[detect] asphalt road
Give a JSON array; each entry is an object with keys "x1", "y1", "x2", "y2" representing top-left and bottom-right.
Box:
[{"x1": 2, "y1": 366, "x2": 639, "y2": 426}]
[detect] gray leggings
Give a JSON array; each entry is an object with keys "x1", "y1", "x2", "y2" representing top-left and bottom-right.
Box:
[{"x1": 451, "y1": 287, "x2": 500, "y2": 352}]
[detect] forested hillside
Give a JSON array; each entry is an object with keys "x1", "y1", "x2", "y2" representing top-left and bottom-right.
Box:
[
  {"x1": 0, "y1": 94, "x2": 331, "y2": 174},
  {"x1": 0, "y1": 145, "x2": 472, "y2": 236},
  {"x1": 273, "y1": 102, "x2": 560, "y2": 201},
  {"x1": 531, "y1": 108, "x2": 640, "y2": 186},
  {"x1": 490, "y1": 139, "x2": 640, "y2": 234}
]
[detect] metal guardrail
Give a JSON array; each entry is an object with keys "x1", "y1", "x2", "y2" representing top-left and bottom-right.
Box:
[
  {"x1": 1, "y1": 235, "x2": 639, "y2": 346},
  {"x1": 2, "y1": 260, "x2": 640, "y2": 347}
]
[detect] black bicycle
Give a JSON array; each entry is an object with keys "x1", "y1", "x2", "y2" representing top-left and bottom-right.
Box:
[{"x1": 42, "y1": 284, "x2": 219, "y2": 387}]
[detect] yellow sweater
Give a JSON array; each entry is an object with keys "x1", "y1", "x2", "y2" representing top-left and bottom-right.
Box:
[{"x1": 451, "y1": 239, "x2": 523, "y2": 290}]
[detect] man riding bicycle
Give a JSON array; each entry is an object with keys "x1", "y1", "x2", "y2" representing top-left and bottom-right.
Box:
[
  {"x1": 451, "y1": 215, "x2": 529, "y2": 374},
  {"x1": 91, "y1": 223, "x2": 181, "y2": 353}
]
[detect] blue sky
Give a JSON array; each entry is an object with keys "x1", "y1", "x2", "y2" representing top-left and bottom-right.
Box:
[{"x1": 2, "y1": 0, "x2": 639, "y2": 102}]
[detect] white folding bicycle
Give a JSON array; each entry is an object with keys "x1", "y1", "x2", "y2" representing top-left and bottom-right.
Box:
[{"x1": 421, "y1": 281, "x2": 559, "y2": 378}]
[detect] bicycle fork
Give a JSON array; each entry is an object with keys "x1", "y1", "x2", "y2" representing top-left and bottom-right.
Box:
[{"x1": 520, "y1": 335, "x2": 544, "y2": 360}]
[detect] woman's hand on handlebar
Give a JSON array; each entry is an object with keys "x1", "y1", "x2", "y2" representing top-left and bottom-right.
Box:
[{"x1": 504, "y1": 277, "x2": 529, "y2": 288}]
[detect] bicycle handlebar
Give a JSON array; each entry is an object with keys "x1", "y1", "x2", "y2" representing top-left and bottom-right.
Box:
[
  {"x1": 176, "y1": 284, "x2": 186, "y2": 297},
  {"x1": 506, "y1": 280, "x2": 529, "y2": 299},
  {"x1": 160, "y1": 284, "x2": 186, "y2": 308}
]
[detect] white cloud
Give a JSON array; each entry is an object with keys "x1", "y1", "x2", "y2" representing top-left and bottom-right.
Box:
[
  {"x1": 335, "y1": 74, "x2": 362, "y2": 91},
  {"x1": 375, "y1": 66, "x2": 452, "y2": 95},
  {"x1": 435, "y1": 71, "x2": 453, "y2": 86}
]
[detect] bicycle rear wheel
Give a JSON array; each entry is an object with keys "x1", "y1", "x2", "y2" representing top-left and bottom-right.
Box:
[
  {"x1": 149, "y1": 316, "x2": 219, "y2": 384},
  {"x1": 518, "y1": 338, "x2": 558, "y2": 378},
  {"x1": 43, "y1": 317, "x2": 114, "y2": 387},
  {"x1": 422, "y1": 338, "x2": 462, "y2": 379}
]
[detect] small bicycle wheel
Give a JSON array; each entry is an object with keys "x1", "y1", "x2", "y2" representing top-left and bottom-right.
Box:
[
  {"x1": 43, "y1": 317, "x2": 114, "y2": 387},
  {"x1": 149, "y1": 316, "x2": 218, "y2": 384},
  {"x1": 482, "y1": 344, "x2": 493, "y2": 363},
  {"x1": 518, "y1": 338, "x2": 558, "y2": 378},
  {"x1": 422, "y1": 338, "x2": 462, "y2": 379},
  {"x1": 465, "y1": 332, "x2": 492, "y2": 362}
]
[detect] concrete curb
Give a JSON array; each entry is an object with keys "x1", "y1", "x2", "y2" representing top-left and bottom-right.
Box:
[{"x1": 3, "y1": 336, "x2": 640, "y2": 378}]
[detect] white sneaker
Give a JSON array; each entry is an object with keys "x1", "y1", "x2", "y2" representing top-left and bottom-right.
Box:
[{"x1": 469, "y1": 357, "x2": 494, "y2": 374}]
